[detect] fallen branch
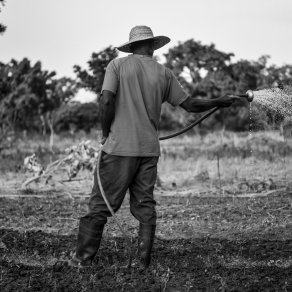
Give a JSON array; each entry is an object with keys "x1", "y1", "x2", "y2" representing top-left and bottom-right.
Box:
[
  {"x1": 22, "y1": 140, "x2": 100, "y2": 188},
  {"x1": 236, "y1": 188, "x2": 287, "y2": 198},
  {"x1": 21, "y1": 175, "x2": 43, "y2": 188}
]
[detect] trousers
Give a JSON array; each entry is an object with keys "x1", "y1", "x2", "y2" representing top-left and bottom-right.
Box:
[{"x1": 81, "y1": 151, "x2": 159, "y2": 225}]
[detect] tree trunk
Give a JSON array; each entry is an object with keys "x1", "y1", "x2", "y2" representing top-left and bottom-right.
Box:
[
  {"x1": 40, "y1": 114, "x2": 46, "y2": 135},
  {"x1": 47, "y1": 113, "x2": 54, "y2": 153}
]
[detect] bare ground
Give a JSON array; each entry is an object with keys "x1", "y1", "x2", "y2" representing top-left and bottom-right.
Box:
[
  {"x1": 0, "y1": 188, "x2": 292, "y2": 291},
  {"x1": 1, "y1": 131, "x2": 292, "y2": 291}
]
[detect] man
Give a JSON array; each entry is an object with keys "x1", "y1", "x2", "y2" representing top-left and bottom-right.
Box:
[{"x1": 70, "y1": 25, "x2": 238, "y2": 268}]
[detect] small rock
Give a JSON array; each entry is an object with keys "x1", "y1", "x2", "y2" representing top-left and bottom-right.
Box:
[{"x1": 0, "y1": 241, "x2": 7, "y2": 249}]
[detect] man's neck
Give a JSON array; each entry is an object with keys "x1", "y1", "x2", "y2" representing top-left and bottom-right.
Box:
[{"x1": 132, "y1": 48, "x2": 153, "y2": 57}]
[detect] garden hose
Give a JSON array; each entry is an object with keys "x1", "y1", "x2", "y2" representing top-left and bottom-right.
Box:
[
  {"x1": 159, "y1": 106, "x2": 220, "y2": 140},
  {"x1": 96, "y1": 150, "x2": 128, "y2": 237},
  {"x1": 96, "y1": 149, "x2": 133, "y2": 268}
]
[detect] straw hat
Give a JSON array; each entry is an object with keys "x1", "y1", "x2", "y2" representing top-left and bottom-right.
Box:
[{"x1": 116, "y1": 25, "x2": 170, "y2": 53}]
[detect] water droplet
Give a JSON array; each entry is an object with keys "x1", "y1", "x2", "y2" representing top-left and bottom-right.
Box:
[{"x1": 249, "y1": 103, "x2": 253, "y2": 160}]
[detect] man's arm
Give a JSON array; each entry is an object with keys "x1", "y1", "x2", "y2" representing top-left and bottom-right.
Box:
[
  {"x1": 180, "y1": 95, "x2": 240, "y2": 113},
  {"x1": 99, "y1": 90, "x2": 115, "y2": 143}
]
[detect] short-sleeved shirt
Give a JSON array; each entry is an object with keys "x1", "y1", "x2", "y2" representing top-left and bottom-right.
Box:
[{"x1": 101, "y1": 54, "x2": 188, "y2": 157}]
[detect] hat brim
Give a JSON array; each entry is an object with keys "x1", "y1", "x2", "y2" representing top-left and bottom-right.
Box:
[{"x1": 116, "y1": 36, "x2": 170, "y2": 53}]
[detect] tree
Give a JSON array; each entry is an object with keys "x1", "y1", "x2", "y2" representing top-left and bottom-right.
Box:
[
  {"x1": 53, "y1": 46, "x2": 117, "y2": 134},
  {"x1": 40, "y1": 76, "x2": 78, "y2": 135},
  {"x1": 74, "y1": 46, "x2": 117, "y2": 94},
  {"x1": 0, "y1": 0, "x2": 6, "y2": 34},
  {"x1": 53, "y1": 102, "x2": 99, "y2": 134},
  {"x1": 0, "y1": 58, "x2": 77, "y2": 133},
  {"x1": 163, "y1": 39, "x2": 238, "y2": 131},
  {"x1": 164, "y1": 39, "x2": 234, "y2": 97}
]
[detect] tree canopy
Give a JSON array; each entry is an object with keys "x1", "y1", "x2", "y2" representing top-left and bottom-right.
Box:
[
  {"x1": 0, "y1": 58, "x2": 77, "y2": 132},
  {"x1": 162, "y1": 39, "x2": 291, "y2": 131},
  {"x1": 74, "y1": 46, "x2": 117, "y2": 94},
  {"x1": 0, "y1": 40, "x2": 291, "y2": 135}
]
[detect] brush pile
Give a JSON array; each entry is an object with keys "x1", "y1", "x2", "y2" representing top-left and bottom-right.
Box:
[{"x1": 22, "y1": 140, "x2": 100, "y2": 188}]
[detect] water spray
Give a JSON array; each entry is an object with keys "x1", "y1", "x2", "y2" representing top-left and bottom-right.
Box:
[{"x1": 247, "y1": 86, "x2": 292, "y2": 121}]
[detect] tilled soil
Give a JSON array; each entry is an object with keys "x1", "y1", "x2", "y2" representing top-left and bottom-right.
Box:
[
  {"x1": 0, "y1": 193, "x2": 292, "y2": 291},
  {"x1": 1, "y1": 228, "x2": 292, "y2": 291}
]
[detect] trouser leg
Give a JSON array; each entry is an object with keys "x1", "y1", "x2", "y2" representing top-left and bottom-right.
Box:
[
  {"x1": 72, "y1": 152, "x2": 139, "y2": 266},
  {"x1": 129, "y1": 156, "x2": 158, "y2": 225},
  {"x1": 129, "y1": 156, "x2": 159, "y2": 268},
  {"x1": 87, "y1": 152, "x2": 138, "y2": 223}
]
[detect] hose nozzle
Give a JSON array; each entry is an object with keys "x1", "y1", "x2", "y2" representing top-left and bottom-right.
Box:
[{"x1": 239, "y1": 90, "x2": 254, "y2": 102}]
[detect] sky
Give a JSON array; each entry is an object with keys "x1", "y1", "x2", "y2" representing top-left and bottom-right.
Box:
[{"x1": 1, "y1": 0, "x2": 292, "y2": 79}]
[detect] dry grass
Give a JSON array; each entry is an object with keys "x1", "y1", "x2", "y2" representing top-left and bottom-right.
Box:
[
  {"x1": 1, "y1": 130, "x2": 291, "y2": 196},
  {"x1": 158, "y1": 131, "x2": 292, "y2": 195}
]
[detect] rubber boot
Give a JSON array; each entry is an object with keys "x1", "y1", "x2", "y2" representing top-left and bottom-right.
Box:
[
  {"x1": 138, "y1": 223, "x2": 156, "y2": 268},
  {"x1": 69, "y1": 217, "x2": 104, "y2": 267}
]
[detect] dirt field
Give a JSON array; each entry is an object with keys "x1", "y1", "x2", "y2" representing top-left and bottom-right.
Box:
[{"x1": 0, "y1": 131, "x2": 292, "y2": 291}]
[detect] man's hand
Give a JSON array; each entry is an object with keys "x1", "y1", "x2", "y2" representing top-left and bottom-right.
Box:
[{"x1": 217, "y1": 94, "x2": 240, "y2": 107}]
